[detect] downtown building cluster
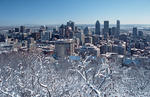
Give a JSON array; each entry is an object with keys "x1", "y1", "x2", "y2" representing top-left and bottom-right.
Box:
[{"x1": 0, "y1": 20, "x2": 150, "y2": 61}]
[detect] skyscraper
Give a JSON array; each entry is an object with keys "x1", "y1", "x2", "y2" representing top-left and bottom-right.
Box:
[
  {"x1": 84, "y1": 27, "x2": 90, "y2": 36},
  {"x1": 95, "y1": 20, "x2": 100, "y2": 35},
  {"x1": 103, "y1": 21, "x2": 109, "y2": 38},
  {"x1": 138, "y1": 31, "x2": 143, "y2": 37},
  {"x1": 67, "y1": 21, "x2": 75, "y2": 31},
  {"x1": 20, "y1": 26, "x2": 25, "y2": 33},
  {"x1": 59, "y1": 24, "x2": 66, "y2": 38},
  {"x1": 41, "y1": 31, "x2": 52, "y2": 42},
  {"x1": 133, "y1": 27, "x2": 137, "y2": 37},
  {"x1": 117, "y1": 20, "x2": 120, "y2": 33},
  {"x1": 104, "y1": 21, "x2": 109, "y2": 33},
  {"x1": 15, "y1": 28, "x2": 19, "y2": 32},
  {"x1": 116, "y1": 20, "x2": 120, "y2": 38},
  {"x1": 112, "y1": 27, "x2": 116, "y2": 36}
]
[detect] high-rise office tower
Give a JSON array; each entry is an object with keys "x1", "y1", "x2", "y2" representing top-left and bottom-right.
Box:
[
  {"x1": 103, "y1": 21, "x2": 109, "y2": 38},
  {"x1": 67, "y1": 21, "x2": 75, "y2": 31},
  {"x1": 15, "y1": 28, "x2": 19, "y2": 32},
  {"x1": 41, "y1": 31, "x2": 52, "y2": 42},
  {"x1": 59, "y1": 24, "x2": 66, "y2": 38},
  {"x1": 20, "y1": 26, "x2": 25, "y2": 33},
  {"x1": 138, "y1": 31, "x2": 143, "y2": 37},
  {"x1": 114, "y1": 20, "x2": 120, "y2": 38},
  {"x1": 95, "y1": 20, "x2": 100, "y2": 35},
  {"x1": 109, "y1": 28, "x2": 112, "y2": 36},
  {"x1": 84, "y1": 27, "x2": 90, "y2": 36},
  {"x1": 117, "y1": 20, "x2": 120, "y2": 33},
  {"x1": 116, "y1": 20, "x2": 120, "y2": 38},
  {"x1": 133, "y1": 27, "x2": 137, "y2": 37},
  {"x1": 104, "y1": 21, "x2": 109, "y2": 33},
  {"x1": 112, "y1": 27, "x2": 116, "y2": 36}
]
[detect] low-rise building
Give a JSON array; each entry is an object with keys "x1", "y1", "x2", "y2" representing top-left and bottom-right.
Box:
[{"x1": 55, "y1": 39, "x2": 74, "y2": 58}]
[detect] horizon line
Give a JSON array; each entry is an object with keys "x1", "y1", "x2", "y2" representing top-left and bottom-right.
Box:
[{"x1": 1, "y1": 23, "x2": 150, "y2": 27}]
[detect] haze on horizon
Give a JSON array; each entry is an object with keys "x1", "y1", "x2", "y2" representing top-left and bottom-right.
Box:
[{"x1": 0, "y1": 0, "x2": 150, "y2": 25}]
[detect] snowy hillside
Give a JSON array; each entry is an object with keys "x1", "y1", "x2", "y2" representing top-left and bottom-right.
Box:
[{"x1": 0, "y1": 51, "x2": 150, "y2": 97}]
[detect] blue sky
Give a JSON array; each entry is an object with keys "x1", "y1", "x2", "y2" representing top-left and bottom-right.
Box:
[{"x1": 0, "y1": 0, "x2": 150, "y2": 25}]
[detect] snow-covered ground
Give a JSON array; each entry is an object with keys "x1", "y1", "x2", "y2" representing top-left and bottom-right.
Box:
[{"x1": 0, "y1": 51, "x2": 150, "y2": 97}]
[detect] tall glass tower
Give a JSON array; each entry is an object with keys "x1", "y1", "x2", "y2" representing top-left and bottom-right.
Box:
[{"x1": 95, "y1": 20, "x2": 101, "y2": 35}]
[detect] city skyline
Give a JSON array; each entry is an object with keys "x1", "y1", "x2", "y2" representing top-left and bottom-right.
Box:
[{"x1": 0, "y1": 0, "x2": 150, "y2": 25}]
